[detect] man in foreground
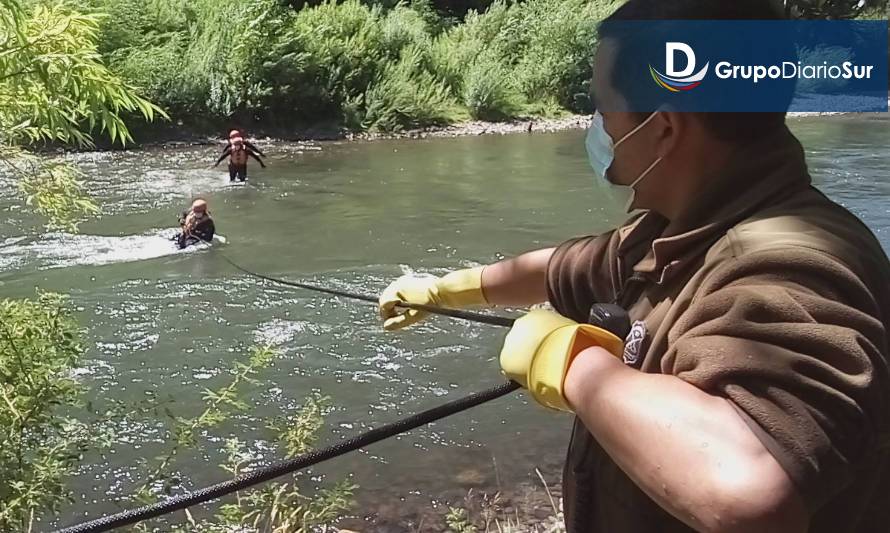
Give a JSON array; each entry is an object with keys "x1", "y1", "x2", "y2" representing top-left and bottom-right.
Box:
[{"x1": 378, "y1": 1, "x2": 890, "y2": 531}]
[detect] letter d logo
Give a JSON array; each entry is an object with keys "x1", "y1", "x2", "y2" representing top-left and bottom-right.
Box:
[
  {"x1": 650, "y1": 42, "x2": 709, "y2": 92},
  {"x1": 666, "y1": 42, "x2": 696, "y2": 77}
]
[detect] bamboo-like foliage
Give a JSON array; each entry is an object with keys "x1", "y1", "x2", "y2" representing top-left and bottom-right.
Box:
[
  {"x1": 0, "y1": 0, "x2": 165, "y2": 229},
  {"x1": 0, "y1": 0, "x2": 164, "y2": 146}
]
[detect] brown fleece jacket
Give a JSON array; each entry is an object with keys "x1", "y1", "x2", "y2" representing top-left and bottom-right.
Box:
[{"x1": 547, "y1": 126, "x2": 890, "y2": 533}]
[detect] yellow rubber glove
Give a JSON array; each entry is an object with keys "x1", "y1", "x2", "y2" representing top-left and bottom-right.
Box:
[
  {"x1": 378, "y1": 267, "x2": 488, "y2": 331},
  {"x1": 500, "y1": 309, "x2": 625, "y2": 412}
]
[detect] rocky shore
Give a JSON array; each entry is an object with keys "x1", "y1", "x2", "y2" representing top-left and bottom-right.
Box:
[
  {"x1": 127, "y1": 115, "x2": 593, "y2": 151},
  {"x1": 130, "y1": 101, "x2": 889, "y2": 151}
]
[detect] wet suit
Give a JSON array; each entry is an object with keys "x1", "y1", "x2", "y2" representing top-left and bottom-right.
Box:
[
  {"x1": 215, "y1": 143, "x2": 265, "y2": 182},
  {"x1": 176, "y1": 210, "x2": 215, "y2": 249}
]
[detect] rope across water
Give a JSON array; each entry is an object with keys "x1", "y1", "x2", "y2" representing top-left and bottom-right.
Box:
[
  {"x1": 55, "y1": 248, "x2": 521, "y2": 532},
  {"x1": 56, "y1": 381, "x2": 521, "y2": 533},
  {"x1": 217, "y1": 254, "x2": 516, "y2": 328}
]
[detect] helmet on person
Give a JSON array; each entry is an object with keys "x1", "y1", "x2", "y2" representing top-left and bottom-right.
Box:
[
  {"x1": 191, "y1": 198, "x2": 208, "y2": 214},
  {"x1": 229, "y1": 129, "x2": 241, "y2": 138}
]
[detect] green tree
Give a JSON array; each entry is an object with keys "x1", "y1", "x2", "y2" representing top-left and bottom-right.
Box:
[
  {"x1": 0, "y1": 0, "x2": 161, "y2": 528},
  {"x1": 131, "y1": 349, "x2": 356, "y2": 533},
  {"x1": 0, "y1": 293, "x2": 89, "y2": 532},
  {"x1": 0, "y1": 0, "x2": 165, "y2": 230}
]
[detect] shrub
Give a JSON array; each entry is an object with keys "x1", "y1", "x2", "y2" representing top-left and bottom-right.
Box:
[
  {"x1": 362, "y1": 44, "x2": 465, "y2": 131},
  {"x1": 0, "y1": 293, "x2": 88, "y2": 532},
  {"x1": 110, "y1": 36, "x2": 189, "y2": 110},
  {"x1": 130, "y1": 349, "x2": 356, "y2": 532},
  {"x1": 509, "y1": 0, "x2": 607, "y2": 110},
  {"x1": 271, "y1": 0, "x2": 386, "y2": 119},
  {"x1": 462, "y1": 50, "x2": 525, "y2": 120},
  {"x1": 67, "y1": 0, "x2": 624, "y2": 131},
  {"x1": 381, "y1": 3, "x2": 432, "y2": 57}
]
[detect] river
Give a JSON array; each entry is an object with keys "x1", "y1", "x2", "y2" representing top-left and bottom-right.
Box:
[{"x1": 1, "y1": 115, "x2": 888, "y2": 530}]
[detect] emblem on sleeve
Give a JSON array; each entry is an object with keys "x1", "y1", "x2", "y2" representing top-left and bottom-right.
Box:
[{"x1": 623, "y1": 320, "x2": 648, "y2": 368}]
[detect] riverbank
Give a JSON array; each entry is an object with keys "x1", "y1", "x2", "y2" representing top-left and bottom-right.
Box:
[
  {"x1": 116, "y1": 111, "x2": 864, "y2": 153},
  {"x1": 121, "y1": 99, "x2": 890, "y2": 150},
  {"x1": 346, "y1": 115, "x2": 593, "y2": 142},
  {"x1": 339, "y1": 470, "x2": 565, "y2": 533},
  {"x1": 120, "y1": 114, "x2": 593, "y2": 151}
]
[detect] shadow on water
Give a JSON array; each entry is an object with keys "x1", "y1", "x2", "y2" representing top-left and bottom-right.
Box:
[{"x1": 0, "y1": 116, "x2": 888, "y2": 528}]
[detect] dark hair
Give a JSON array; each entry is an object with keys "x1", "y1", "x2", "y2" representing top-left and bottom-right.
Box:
[{"x1": 597, "y1": 0, "x2": 790, "y2": 142}]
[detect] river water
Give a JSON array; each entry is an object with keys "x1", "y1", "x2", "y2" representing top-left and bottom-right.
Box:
[{"x1": 1, "y1": 115, "x2": 888, "y2": 529}]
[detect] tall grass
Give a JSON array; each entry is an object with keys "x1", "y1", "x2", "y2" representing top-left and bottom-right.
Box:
[{"x1": 75, "y1": 0, "x2": 621, "y2": 133}]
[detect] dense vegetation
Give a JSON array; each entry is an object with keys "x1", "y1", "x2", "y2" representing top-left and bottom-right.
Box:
[
  {"x1": 64, "y1": 0, "x2": 617, "y2": 135},
  {"x1": 11, "y1": 0, "x2": 888, "y2": 138}
]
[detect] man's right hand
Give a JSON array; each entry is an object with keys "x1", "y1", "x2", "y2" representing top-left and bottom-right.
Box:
[{"x1": 378, "y1": 267, "x2": 488, "y2": 331}]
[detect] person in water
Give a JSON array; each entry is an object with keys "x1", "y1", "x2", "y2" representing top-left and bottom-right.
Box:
[
  {"x1": 177, "y1": 198, "x2": 215, "y2": 249},
  {"x1": 378, "y1": 1, "x2": 890, "y2": 532},
  {"x1": 222, "y1": 129, "x2": 265, "y2": 158},
  {"x1": 215, "y1": 135, "x2": 265, "y2": 182}
]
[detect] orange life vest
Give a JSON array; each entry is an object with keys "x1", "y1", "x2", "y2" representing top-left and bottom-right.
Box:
[{"x1": 230, "y1": 139, "x2": 248, "y2": 165}]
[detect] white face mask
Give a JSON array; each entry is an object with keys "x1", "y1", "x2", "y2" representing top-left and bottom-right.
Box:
[{"x1": 585, "y1": 111, "x2": 663, "y2": 212}]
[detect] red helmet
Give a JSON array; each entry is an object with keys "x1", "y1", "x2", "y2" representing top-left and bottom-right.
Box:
[{"x1": 229, "y1": 129, "x2": 241, "y2": 138}]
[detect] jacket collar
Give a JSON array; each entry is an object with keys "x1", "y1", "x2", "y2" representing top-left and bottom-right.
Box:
[{"x1": 616, "y1": 126, "x2": 812, "y2": 283}]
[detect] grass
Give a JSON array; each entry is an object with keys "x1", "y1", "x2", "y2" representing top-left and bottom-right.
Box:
[{"x1": 441, "y1": 469, "x2": 565, "y2": 533}]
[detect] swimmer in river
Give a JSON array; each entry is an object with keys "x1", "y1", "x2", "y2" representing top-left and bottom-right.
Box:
[
  {"x1": 176, "y1": 198, "x2": 215, "y2": 249},
  {"x1": 215, "y1": 134, "x2": 266, "y2": 182}
]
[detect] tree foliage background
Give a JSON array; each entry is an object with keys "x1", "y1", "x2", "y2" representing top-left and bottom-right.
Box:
[
  {"x1": 70, "y1": 0, "x2": 621, "y2": 135},
  {"x1": 0, "y1": 0, "x2": 164, "y2": 229},
  {"x1": 4, "y1": 0, "x2": 887, "y2": 140}
]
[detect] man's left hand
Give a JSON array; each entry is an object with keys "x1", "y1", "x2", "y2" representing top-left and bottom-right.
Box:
[{"x1": 499, "y1": 309, "x2": 624, "y2": 412}]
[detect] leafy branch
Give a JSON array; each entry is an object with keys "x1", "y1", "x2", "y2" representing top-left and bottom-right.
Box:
[
  {"x1": 1, "y1": 0, "x2": 166, "y2": 229},
  {"x1": 136, "y1": 347, "x2": 277, "y2": 502}
]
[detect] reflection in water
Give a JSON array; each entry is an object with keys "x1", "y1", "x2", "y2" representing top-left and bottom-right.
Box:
[{"x1": 0, "y1": 117, "x2": 888, "y2": 528}]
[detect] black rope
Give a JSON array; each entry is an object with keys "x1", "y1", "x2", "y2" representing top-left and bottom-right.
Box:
[
  {"x1": 216, "y1": 254, "x2": 516, "y2": 328},
  {"x1": 55, "y1": 381, "x2": 521, "y2": 533},
  {"x1": 51, "y1": 233, "x2": 522, "y2": 532}
]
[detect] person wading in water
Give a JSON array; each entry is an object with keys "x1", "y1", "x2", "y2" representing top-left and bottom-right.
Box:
[
  {"x1": 177, "y1": 198, "x2": 215, "y2": 249},
  {"x1": 222, "y1": 129, "x2": 265, "y2": 158},
  {"x1": 378, "y1": 1, "x2": 890, "y2": 532},
  {"x1": 215, "y1": 135, "x2": 265, "y2": 182}
]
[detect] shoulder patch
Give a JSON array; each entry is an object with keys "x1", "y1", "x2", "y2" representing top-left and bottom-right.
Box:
[{"x1": 623, "y1": 320, "x2": 648, "y2": 368}]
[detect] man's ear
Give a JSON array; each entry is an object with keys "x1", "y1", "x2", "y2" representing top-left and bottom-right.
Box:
[{"x1": 654, "y1": 111, "x2": 683, "y2": 159}]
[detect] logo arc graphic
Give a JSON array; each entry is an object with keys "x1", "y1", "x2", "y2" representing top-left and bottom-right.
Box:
[{"x1": 650, "y1": 62, "x2": 709, "y2": 92}]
